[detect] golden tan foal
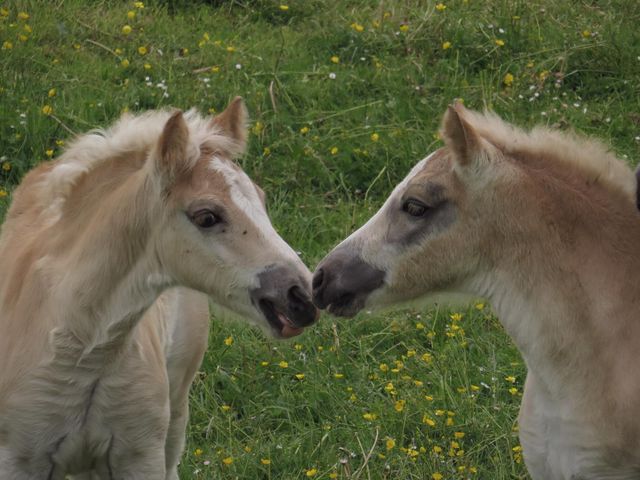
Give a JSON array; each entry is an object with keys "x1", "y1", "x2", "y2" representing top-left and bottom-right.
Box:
[
  {"x1": 0, "y1": 98, "x2": 317, "y2": 479},
  {"x1": 313, "y1": 104, "x2": 640, "y2": 479}
]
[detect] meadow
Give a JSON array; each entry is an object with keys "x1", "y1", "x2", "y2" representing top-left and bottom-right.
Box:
[{"x1": 1, "y1": 0, "x2": 639, "y2": 478}]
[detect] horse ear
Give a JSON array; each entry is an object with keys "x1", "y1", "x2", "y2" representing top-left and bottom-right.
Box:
[
  {"x1": 155, "y1": 110, "x2": 191, "y2": 185},
  {"x1": 441, "y1": 103, "x2": 481, "y2": 166},
  {"x1": 210, "y1": 96, "x2": 248, "y2": 156}
]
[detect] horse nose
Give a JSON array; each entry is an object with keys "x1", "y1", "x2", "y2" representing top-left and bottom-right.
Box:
[
  {"x1": 287, "y1": 284, "x2": 317, "y2": 327},
  {"x1": 311, "y1": 268, "x2": 328, "y2": 307},
  {"x1": 251, "y1": 265, "x2": 318, "y2": 330},
  {"x1": 312, "y1": 247, "x2": 386, "y2": 316}
]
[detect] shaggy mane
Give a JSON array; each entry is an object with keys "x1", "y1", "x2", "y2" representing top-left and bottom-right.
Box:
[
  {"x1": 43, "y1": 109, "x2": 241, "y2": 208},
  {"x1": 464, "y1": 109, "x2": 636, "y2": 200}
]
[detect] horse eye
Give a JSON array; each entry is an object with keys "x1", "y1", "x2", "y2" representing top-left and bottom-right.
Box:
[
  {"x1": 402, "y1": 199, "x2": 428, "y2": 217},
  {"x1": 191, "y1": 210, "x2": 219, "y2": 229}
]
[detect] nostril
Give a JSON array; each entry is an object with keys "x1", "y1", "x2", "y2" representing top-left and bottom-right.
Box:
[
  {"x1": 288, "y1": 284, "x2": 309, "y2": 308},
  {"x1": 312, "y1": 269, "x2": 324, "y2": 291}
]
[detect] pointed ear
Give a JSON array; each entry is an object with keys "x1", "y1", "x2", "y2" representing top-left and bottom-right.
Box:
[
  {"x1": 210, "y1": 96, "x2": 248, "y2": 156},
  {"x1": 155, "y1": 110, "x2": 191, "y2": 185},
  {"x1": 441, "y1": 103, "x2": 481, "y2": 166}
]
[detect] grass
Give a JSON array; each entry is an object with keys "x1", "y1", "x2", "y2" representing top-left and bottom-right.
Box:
[{"x1": 1, "y1": 0, "x2": 639, "y2": 478}]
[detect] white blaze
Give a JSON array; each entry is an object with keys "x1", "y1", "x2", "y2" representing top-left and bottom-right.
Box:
[
  {"x1": 337, "y1": 151, "x2": 436, "y2": 251},
  {"x1": 210, "y1": 157, "x2": 300, "y2": 264}
]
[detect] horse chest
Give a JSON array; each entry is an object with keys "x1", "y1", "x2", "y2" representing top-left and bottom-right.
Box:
[
  {"x1": 519, "y1": 375, "x2": 640, "y2": 480},
  {"x1": 2, "y1": 336, "x2": 169, "y2": 478}
]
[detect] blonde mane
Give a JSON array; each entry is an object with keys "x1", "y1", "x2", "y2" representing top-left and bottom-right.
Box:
[
  {"x1": 463, "y1": 109, "x2": 636, "y2": 200},
  {"x1": 42, "y1": 109, "x2": 242, "y2": 210}
]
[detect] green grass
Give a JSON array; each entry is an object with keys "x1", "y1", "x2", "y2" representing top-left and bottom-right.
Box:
[{"x1": 1, "y1": 0, "x2": 640, "y2": 478}]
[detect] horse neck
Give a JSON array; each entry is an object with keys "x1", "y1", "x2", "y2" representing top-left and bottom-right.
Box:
[
  {"x1": 49, "y1": 167, "x2": 171, "y2": 359},
  {"x1": 467, "y1": 197, "x2": 640, "y2": 400}
]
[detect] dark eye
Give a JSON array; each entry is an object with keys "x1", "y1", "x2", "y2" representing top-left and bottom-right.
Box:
[
  {"x1": 191, "y1": 210, "x2": 219, "y2": 229},
  {"x1": 402, "y1": 199, "x2": 429, "y2": 217}
]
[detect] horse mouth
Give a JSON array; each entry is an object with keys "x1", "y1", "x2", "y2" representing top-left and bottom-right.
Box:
[
  {"x1": 258, "y1": 299, "x2": 304, "y2": 338},
  {"x1": 324, "y1": 292, "x2": 364, "y2": 318}
]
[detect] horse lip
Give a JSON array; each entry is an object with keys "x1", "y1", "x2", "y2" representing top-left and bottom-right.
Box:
[{"x1": 258, "y1": 298, "x2": 308, "y2": 336}]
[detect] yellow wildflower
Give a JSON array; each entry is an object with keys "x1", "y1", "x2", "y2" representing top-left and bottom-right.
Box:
[
  {"x1": 435, "y1": 3, "x2": 446, "y2": 11},
  {"x1": 18, "y1": 34, "x2": 28, "y2": 42},
  {"x1": 0, "y1": 190, "x2": 7, "y2": 198},
  {"x1": 422, "y1": 415, "x2": 435, "y2": 426},
  {"x1": 137, "y1": 46, "x2": 147, "y2": 55},
  {"x1": 226, "y1": 46, "x2": 235, "y2": 53},
  {"x1": 17, "y1": 12, "x2": 29, "y2": 20},
  {"x1": 329, "y1": 473, "x2": 338, "y2": 479},
  {"x1": 330, "y1": 146, "x2": 338, "y2": 155},
  {"x1": 509, "y1": 387, "x2": 519, "y2": 395},
  {"x1": 41, "y1": 105, "x2": 53, "y2": 115},
  {"x1": 330, "y1": 55, "x2": 339, "y2": 64},
  {"x1": 295, "y1": 373, "x2": 305, "y2": 380},
  {"x1": 495, "y1": 39, "x2": 505, "y2": 47},
  {"x1": 306, "y1": 468, "x2": 318, "y2": 477},
  {"x1": 505, "y1": 375, "x2": 516, "y2": 383},
  {"x1": 442, "y1": 41, "x2": 452, "y2": 50},
  {"x1": 144, "y1": 63, "x2": 152, "y2": 70},
  {"x1": 0, "y1": 8, "x2": 8, "y2": 17},
  {"x1": 379, "y1": 363, "x2": 389, "y2": 372},
  {"x1": 222, "y1": 457, "x2": 233, "y2": 465},
  {"x1": 582, "y1": 30, "x2": 591, "y2": 38},
  {"x1": 224, "y1": 336, "x2": 233, "y2": 346},
  {"x1": 475, "y1": 301, "x2": 485, "y2": 310},
  {"x1": 279, "y1": 5, "x2": 289, "y2": 11},
  {"x1": 300, "y1": 126, "x2": 310, "y2": 134},
  {"x1": 127, "y1": 10, "x2": 136, "y2": 19},
  {"x1": 370, "y1": 132, "x2": 379, "y2": 142},
  {"x1": 45, "y1": 149, "x2": 54, "y2": 158},
  {"x1": 260, "y1": 361, "x2": 269, "y2": 367},
  {"x1": 221, "y1": 404, "x2": 231, "y2": 412},
  {"x1": 399, "y1": 24, "x2": 409, "y2": 32},
  {"x1": 122, "y1": 25, "x2": 132, "y2": 35},
  {"x1": 261, "y1": 458, "x2": 271, "y2": 465},
  {"x1": 454, "y1": 432, "x2": 465, "y2": 439},
  {"x1": 450, "y1": 312, "x2": 462, "y2": 322},
  {"x1": 278, "y1": 360, "x2": 288, "y2": 368},
  {"x1": 334, "y1": 373, "x2": 344, "y2": 379},
  {"x1": 502, "y1": 73, "x2": 513, "y2": 87},
  {"x1": 394, "y1": 400, "x2": 405, "y2": 412},
  {"x1": 386, "y1": 438, "x2": 396, "y2": 450},
  {"x1": 432, "y1": 473, "x2": 443, "y2": 480},
  {"x1": 362, "y1": 412, "x2": 377, "y2": 421},
  {"x1": 351, "y1": 22, "x2": 364, "y2": 32},
  {"x1": 2, "y1": 162, "x2": 10, "y2": 171},
  {"x1": 134, "y1": 1, "x2": 145, "y2": 9},
  {"x1": 120, "y1": 59, "x2": 130, "y2": 68},
  {"x1": 2, "y1": 41, "x2": 13, "y2": 50},
  {"x1": 194, "y1": 448, "x2": 203, "y2": 456}
]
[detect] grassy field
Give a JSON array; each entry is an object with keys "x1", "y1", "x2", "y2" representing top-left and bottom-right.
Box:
[{"x1": 2, "y1": 0, "x2": 640, "y2": 478}]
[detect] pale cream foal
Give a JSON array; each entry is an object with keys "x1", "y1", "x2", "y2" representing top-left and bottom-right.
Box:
[
  {"x1": 313, "y1": 103, "x2": 640, "y2": 479},
  {"x1": 0, "y1": 98, "x2": 317, "y2": 479}
]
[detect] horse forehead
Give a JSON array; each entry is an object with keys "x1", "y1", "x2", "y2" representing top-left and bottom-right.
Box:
[
  {"x1": 208, "y1": 157, "x2": 272, "y2": 228},
  {"x1": 396, "y1": 149, "x2": 446, "y2": 190}
]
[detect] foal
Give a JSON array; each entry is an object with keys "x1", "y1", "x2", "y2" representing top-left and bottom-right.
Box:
[
  {"x1": 313, "y1": 104, "x2": 640, "y2": 479},
  {"x1": 0, "y1": 98, "x2": 317, "y2": 479}
]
